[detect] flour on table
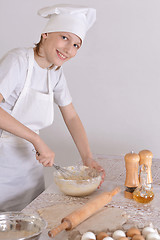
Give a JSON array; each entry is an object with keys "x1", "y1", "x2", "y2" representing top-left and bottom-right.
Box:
[{"x1": 37, "y1": 203, "x2": 128, "y2": 234}]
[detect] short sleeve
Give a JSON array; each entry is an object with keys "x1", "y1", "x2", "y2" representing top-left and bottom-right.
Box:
[
  {"x1": 0, "y1": 51, "x2": 21, "y2": 101},
  {"x1": 53, "y1": 67, "x2": 72, "y2": 106}
]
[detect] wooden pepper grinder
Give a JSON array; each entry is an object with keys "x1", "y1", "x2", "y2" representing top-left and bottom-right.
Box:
[
  {"x1": 124, "y1": 152, "x2": 140, "y2": 199},
  {"x1": 139, "y1": 150, "x2": 153, "y2": 185}
]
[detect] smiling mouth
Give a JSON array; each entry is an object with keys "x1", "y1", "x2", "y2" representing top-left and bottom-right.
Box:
[{"x1": 56, "y1": 50, "x2": 67, "y2": 60}]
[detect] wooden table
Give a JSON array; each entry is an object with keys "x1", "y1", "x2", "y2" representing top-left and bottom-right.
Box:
[{"x1": 23, "y1": 154, "x2": 160, "y2": 240}]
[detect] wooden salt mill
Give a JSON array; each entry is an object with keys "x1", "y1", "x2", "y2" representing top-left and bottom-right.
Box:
[
  {"x1": 124, "y1": 152, "x2": 140, "y2": 199},
  {"x1": 139, "y1": 150, "x2": 153, "y2": 185}
]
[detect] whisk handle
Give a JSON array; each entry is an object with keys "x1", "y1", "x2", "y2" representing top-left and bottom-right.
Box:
[{"x1": 53, "y1": 164, "x2": 60, "y2": 171}]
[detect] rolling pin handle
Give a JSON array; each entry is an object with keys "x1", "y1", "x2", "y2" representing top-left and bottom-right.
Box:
[
  {"x1": 48, "y1": 220, "x2": 71, "y2": 238},
  {"x1": 110, "y1": 187, "x2": 121, "y2": 196}
]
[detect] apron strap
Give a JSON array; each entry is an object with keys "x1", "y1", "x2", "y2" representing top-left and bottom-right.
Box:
[
  {"x1": 47, "y1": 69, "x2": 52, "y2": 94},
  {"x1": 21, "y1": 48, "x2": 34, "y2": 92},
  {"x1": 11, "y1": 48, "x2": 34, "y2": 116}
]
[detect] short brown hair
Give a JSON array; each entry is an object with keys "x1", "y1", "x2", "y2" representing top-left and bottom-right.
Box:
[
  {"x1": 34, "y1": 36, "x2": 60, "y2": 70},
  {"x1": 35, "y1": 36, "x2": 43, "y2": 57}
]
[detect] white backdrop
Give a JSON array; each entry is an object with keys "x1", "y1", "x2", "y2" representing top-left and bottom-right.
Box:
[{"x1": 1, "y1": 0, "x2": 160, "y2": 187}]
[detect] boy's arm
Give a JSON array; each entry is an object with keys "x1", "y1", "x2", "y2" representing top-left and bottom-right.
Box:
[
  {"x1": 0, "y1": 93, "x2": 55, "y2": 166},
  {"x1": 59, "y1": 103, "x2": 105, "y2": 185}
]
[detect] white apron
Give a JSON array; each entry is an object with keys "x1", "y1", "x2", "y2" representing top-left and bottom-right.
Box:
[{"x1": 0, "y1": 48, "x2": 54, "y2": 211}]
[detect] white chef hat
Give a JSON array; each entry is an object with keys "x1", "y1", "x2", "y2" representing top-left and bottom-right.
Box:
[{"x1": 38, "y1": 4, "x2": 96, "y2": 42}]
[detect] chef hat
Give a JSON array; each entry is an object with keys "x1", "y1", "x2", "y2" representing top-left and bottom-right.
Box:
[{"x1": 38, "y1": 4, "x2": 96, "y2": 42}]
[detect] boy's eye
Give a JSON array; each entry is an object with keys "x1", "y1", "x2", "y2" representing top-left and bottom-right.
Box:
[
  {"x1": 62, "y1": 36, "x2": 68, "y2": 40},
  {"x1": 74, "y1": 44, "x2": 79, "y2": 49}
]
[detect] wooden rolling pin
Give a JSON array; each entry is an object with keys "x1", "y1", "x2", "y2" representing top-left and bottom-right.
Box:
[{"x1": 48, "y1": 187, "x2": 120, "y2": 238}]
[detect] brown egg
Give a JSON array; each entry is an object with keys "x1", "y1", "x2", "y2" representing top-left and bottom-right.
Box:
[
  {"x1": 126, "y1": 228, "x2": 141, "y2": 237},
  {"x1": 118, "y1": 237, "x2": 129, "y2": 240},
  {"x1": 132, "y1": 235, "x2": 145, "y2": 240},
  {"x1": 96, "y1": 232, "x2": 108, "y2": 240}
]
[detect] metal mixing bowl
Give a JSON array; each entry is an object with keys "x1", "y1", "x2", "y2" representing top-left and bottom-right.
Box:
[
  {"x1": 54, "y1": 165, "x2": 102, "y2": 197},
  {"x1": 0, "y1": 212, "x2": 47, "y2": 240}
]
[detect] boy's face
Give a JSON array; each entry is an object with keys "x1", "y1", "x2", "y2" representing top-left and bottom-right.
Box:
[{"x1": 41, "y1": 32, "x2": 81, "y2": 67}]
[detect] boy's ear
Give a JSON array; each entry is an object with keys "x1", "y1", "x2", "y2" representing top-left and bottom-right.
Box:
[{"x1": 41, "y1": 33, "x2": 48, "y2": 39}]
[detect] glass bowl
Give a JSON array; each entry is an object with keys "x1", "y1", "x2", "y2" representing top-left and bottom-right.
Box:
[
  {"x1": 0, "y1": 212, "x2": 47, "y2": 240},
  {"x1": 54, "y1": 166, "x2": 102, "y2": 197}
]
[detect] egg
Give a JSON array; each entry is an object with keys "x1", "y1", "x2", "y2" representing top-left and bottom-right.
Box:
[
  {"x1": 126, "y1": 227, "x2": 141, "y2": 237},
  {"x1": 81, "y1": 231, "x2": 96, "y2": 240},
  {"x1": 112, "y1": 230, "x2": 126, "y2": 240},
  {"x1": 103, "y1": 237, "x2": 114, "y2": 240},
  {"x1": 132, "y1": 235, "x2": 145, "y2": 240},
  {"x1": 142, "y1": 227, "x2": 156, "y2": 237},
  {"x1": 146, "y1": 233, "x2": 160, "y2": 240},
  {"x1": 96, "y1": 232, "x2": 108, "y2": 240},
  {"x1": 118, "y1": 237, "x2": 129, "y2": 240}
]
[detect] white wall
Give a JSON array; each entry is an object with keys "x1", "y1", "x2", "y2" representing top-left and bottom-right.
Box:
[{"x1": 1, "y1": 0, "x2": 160, "y2": 187}]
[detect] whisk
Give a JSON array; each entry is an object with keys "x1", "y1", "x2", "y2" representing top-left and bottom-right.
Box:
[
  {"x1": 53, "y1": 164, "x2": 81, "y2": 180},
  {"x1": 53, "y1": 165, "x2": 100, "y2": 180},
  {"x1": 32, "y1": 149, "x2": 82, "y2": 180},
  {"x1": 32, "y1": 149, "x2": 99, "y2": 180}
]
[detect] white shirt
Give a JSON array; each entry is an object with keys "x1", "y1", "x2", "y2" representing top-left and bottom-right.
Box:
[{"x1": 0, "y1": 48, "x2": 72, "y2": 114}]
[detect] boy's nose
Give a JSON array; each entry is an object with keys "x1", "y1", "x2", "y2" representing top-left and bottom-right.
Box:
[{"x1": 64, "y1": 45, "x2": 72, "y2": 55}]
